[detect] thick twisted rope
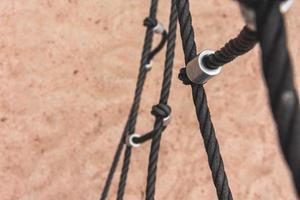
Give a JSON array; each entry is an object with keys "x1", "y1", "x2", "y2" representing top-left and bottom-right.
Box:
[
  {"x1": 99, "y1": 1, "x2": 159, "y2": 199},
  {"x1": 145, "y1": 1, "x2": 177, "y2": 199},
  {"x1": 176, "y1": 0, "x2": 233, "y2": 199},
  {"x1": 204, "y1": 26, "x2": 257, "y2": 69},
  {"x1": 238, "y1": 0, "x2": 300, "y2": 196}
]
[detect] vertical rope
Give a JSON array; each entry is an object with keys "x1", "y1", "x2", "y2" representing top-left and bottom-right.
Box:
[
  {"x1": 239, "y1": 0, "x2": 300, "y2": 196},
  {"x1": 116, "y1": 0, "x2": 160, "y2": 199},
  {"x1": 145, "y1": 0, "x2": 177, "y2": 199},
  {"x1": 176, "y1": 0, "x2": 233, "y2": 199},
  {"x1": 100, "y1": 1, "x2": 159, "y2": 199}
]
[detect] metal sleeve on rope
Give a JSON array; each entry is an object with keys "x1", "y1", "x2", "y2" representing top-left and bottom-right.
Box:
[
  {"x1": 176, "y1": 0, "x2": 233, "y2": 199},
  {"x1": 184, "y1": 26, "x2": 256, "y2": 84},
  {"x1": 186, "y1": 50, "x2": 223, "y2": 84}
]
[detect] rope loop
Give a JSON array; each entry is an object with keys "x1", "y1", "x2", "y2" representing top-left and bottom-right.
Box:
[
  {"x1": 143, "y1": 17, "x2": 158, "y2": 29},
  {"x1": 151, "y1": 103, "x2": 171, "y2": 119},
  {"x1": 143, "y1": 17, "x2": 168, "y2": 68}
]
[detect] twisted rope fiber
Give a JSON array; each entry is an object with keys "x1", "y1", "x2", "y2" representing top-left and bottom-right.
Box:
[
  {"x1": 133, "y1": 104, "x2": 171, "y2": 144},
  {"x1": 239, "y1": 0, "x2": 300, "y2": 196},
  {"x1": 116, "y1": 1, "x2": 161, "y2": 199},
  {"x1": 99, "y1": 0, "x2": 159, "y2": 199},
  {"x1": 176, "y1": 0, "x2": 233, "y2": 199},
  {"x1": 145, "y1": 0, "x2": 177, "y2": 199},
  {"x1": 204, "y1": 26, "x2": 257, "y2": 69}
]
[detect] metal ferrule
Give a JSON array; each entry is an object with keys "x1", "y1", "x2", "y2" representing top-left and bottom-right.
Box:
[
  {"x1": 145, "y1": 61, "x2": 152, "y2": 71},
  {"x1": 163, "y1": 115, "x2": 172, "y2": 126},
  {"x1": 186, "y1": 50, "x2": 222, "y2": 84},
  {"x1": 126, "y1": 133, "x2": 141, "y2": 148},
  {"x1": 152, "y1": 22, "x2": 164, "y2": 34},
  {"x1": 280, "y1": 0, "x2": 294, "y2": 13}
]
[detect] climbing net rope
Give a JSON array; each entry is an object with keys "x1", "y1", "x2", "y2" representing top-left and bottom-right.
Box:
[{"x1": 100, "y1": 0, "x2": 299, "y2": 199}]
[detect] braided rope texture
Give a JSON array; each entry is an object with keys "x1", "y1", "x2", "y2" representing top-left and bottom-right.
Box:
[
  {"x1": 176, "y1": 0, "x2": 233, "y2": 199},
  {"x1": 240, "y1": 0, "x2": 300, "y2": 196},
  {"x1": 205, "y1": 26, "x2": 257, "y2": 69},
  {"x1": 100, "y1": 0, "x2": 159, "y2": 199},
  {"x1": 145, "y1": 1, "x2": 177, "y2": 199}
]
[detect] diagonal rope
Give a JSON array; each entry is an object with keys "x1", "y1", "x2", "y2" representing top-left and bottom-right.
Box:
[
  {"x1": 145, "y1": 0, "x2": 177, "y2": 199},
  {"x1": 176, "y1": 0, "x2": 233, "y2": 199},
  {"x1": 115, "y1": 0, "x2": 162, "y2": 199},
  {"x1": 100, "y1": 1, "x2": 159, "y2": 199}
]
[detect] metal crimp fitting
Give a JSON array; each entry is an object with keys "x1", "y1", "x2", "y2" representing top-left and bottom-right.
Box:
[
  {"x1": 280, "y1": 0, "x2": 294, "y2": 13},
  {"x1": 145, "y1": 61, "x2": 152, "y2": 71},
  {"x1": 152, "y1": 21, "x2": 164, "y2": 34},
  {"x1": 186, "y1": 50, "x2": 222, "y2": 84},
  {"x1": 126, "y1": 133, "x2": 141, "y2": 148},
  {"x1": 163, "y1": 115, "x2": 172, "y2": 127}
]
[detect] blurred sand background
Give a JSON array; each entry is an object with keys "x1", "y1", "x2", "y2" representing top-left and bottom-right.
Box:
[{"x1": 0, "y1": 0, "x2": 300, "y2": 199}]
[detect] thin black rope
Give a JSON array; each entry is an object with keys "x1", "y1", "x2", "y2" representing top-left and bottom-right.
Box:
[
  {"x1": 99, "y1": 1, "x2": 159, "y2": 200},
  {"x1": 204, "y1": 26, "x2": 257, "y2": 69},
  {"x1": 239, "y1": 0, "x2": 300, "y2": 196},
  {"x1": 143, "y1": 17, "x2": 169, "y2": 64},
  {"x1": 147, "y1": 31, "x2": 168, "y2": 64},
  {"x1": 115, "y1": 0, "x2": 161, "y2": 199},
  {"x1": 176, "y1": 0, "x2": 233, "y2": 199},
  {"x1": 145, "y1": 0, "x2": 177, "y2": 199}
]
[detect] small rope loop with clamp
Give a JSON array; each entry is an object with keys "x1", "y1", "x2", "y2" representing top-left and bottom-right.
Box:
[
  {"x1": 151, "y1": 103, "x2": 172, "y2": 126},
  {"x1": 143, "y1": 17, "x2": 168, "y2": 71},
  {"x1": 125, "y1": 104, "x2": 172, "y2": 147}
]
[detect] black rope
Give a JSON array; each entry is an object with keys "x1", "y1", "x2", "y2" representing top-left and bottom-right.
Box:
[
  {"x1": 204, "y1": 26, "x2": 257, "y2": 69},
  {"x1": 176, "y1": 0, "x2": 233, "y2": 199},
  {"x1": 147, "y1": 31, "x2": 168, "y2": 64},
  {"x1": 115, "y1": 0, "x2": 160, "y2": 199},
  {"x1": 145, "y1": 0, "x2": 177, "y2": 199},
  {"x1": 99, "y1": 1, "x2": 159, "y2": 200},
  {"x1": 239, "y1": 0, "x2": 300, "y2": 196},
  {"x1": 144, "y1": 17, "x2": 169, "y2": 65},
  {"x1": 132, "y1": 104, "x2": 171, "y2": 144}
]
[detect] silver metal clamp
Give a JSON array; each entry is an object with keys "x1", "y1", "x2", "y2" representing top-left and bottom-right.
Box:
[
  {"x1": 186, "y1": 50, "x2": 222, "y2": 84},
  {"x1": 152, "y1": 21, "x2": 165, "y2": 34},
  {"x1": 280, "y1": 0, "x2": 294, "y2": 13},
  {"x1": 125, "y1": 133, "x2": 141, "y2": 148},
  {"x1": 163, "y1": 115, "x2": 172, "y2": 127},
  {"x1": 145, "y1": 61, "x2": 152, "y2": 71}
]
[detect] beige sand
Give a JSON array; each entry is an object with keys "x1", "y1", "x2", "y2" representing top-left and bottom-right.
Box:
[{"x1": 0, "y1": 0, "x2": 299, "y2": 199}]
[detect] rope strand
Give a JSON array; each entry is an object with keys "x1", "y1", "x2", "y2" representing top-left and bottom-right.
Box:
[
  {"x1": 100, "y1": 0, "x2": 159, "y2": 199},
  {"x1": 116, "y1": 0, "x2": 160, "y2": 199},
  {"x1": 145, "y1": 0, "x2": 177, "y2": 199},
  {"x1": 176, "y1": 0, "x2": 233, "y2": 199}
]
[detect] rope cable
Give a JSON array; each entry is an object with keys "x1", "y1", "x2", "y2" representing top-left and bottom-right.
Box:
[
  {"x1": 145, "y1": 0, "x2": 177, "y2": 199},
  {"x1": 100, "y1": 0, "x2": 160, "y2": 199},
  {"x1": 176, "y1": 0, "x2": 233, "y2": 199}
]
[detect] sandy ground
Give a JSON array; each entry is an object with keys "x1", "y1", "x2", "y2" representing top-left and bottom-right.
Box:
[{"x1": 0, "y1": 0, "x2": 300, "y2": 200}]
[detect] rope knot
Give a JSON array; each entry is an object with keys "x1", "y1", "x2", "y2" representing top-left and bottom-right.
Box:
[
  {"x1": 151, "y1": 104, "x2": 171, "y2": 119},
  {"x1": 143, "y1": 17, "x2": 158, "y2": 29},
  {"x1": 178, "y1": 68, "x2": 193, "y2": 85}
]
